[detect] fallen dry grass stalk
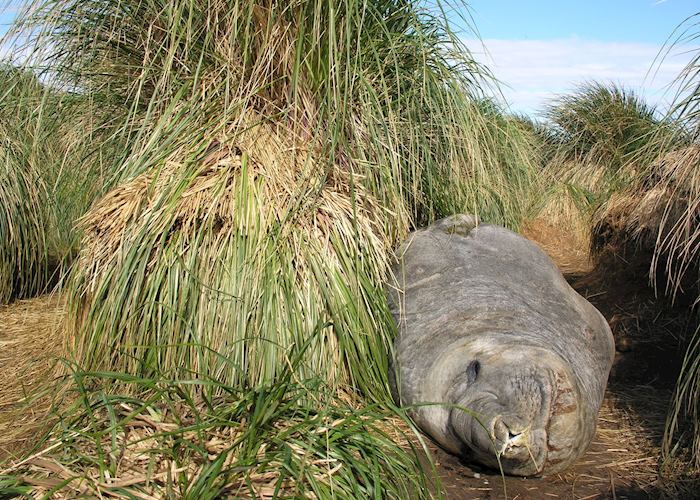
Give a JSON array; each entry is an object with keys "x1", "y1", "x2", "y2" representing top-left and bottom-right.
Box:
[
  {"x1": 0, "y1": 384, "x2": 431, "y2": 498},
  {"x1": 0, "y1": 294, "x2": 66, "y2": 463}
]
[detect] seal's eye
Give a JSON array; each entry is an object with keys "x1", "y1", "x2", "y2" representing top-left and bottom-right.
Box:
[{"x1": 466, "y1": 360, "x2": 480, "y2": 383}]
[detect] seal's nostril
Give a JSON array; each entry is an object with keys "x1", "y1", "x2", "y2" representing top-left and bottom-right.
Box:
[{"x1": 492, "y1": 418, "x2": 509, "y2": 443}]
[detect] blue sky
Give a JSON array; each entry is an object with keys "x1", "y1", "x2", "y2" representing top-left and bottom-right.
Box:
[
  {"x1": 2, "y1": 1, "x2": 699, "y2": 116},
  {"x1": 458, "y1": 1, "x2": 700, "y2": 116},
  {"x1": 464, "y1": 1, "x2": 697, "y2": 44},
  {"x1": 0, "y1": 1, "x2": 20, "y2": 34}
]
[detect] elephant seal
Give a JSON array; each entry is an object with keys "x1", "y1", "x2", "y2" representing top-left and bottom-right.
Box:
[{"x1": 388, "y1": 215, "x2": 614, "y2": 476}]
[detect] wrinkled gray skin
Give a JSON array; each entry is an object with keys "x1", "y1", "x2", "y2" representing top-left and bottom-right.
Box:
[{"x1": 388, "y1": 215, "x2": 614, "y2": 476}]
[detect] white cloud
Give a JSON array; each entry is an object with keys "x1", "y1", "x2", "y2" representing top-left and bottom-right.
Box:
[
  {"x1": 0, "y1": 39, "x2": 17, "y2": 64},
  {"x1": 463, "y1": 37, "x2": 692, "y2": 117}
]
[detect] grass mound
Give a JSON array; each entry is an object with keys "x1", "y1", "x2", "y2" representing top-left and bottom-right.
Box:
[
  {"x1": 2, "y1": 0, "x2": 543, "y2": 401},
  {"x1": 654, "y1": 15, "x2": 700, "y2": 465},
  {"x1": 546, "y1": 83, "x2": 663, "y2": 173},
  {"x1": 592, "y1": 145, "x2": 700, "y2": 292},
  {"x1": 68, "y1": 116, "x2": 394, "y2": 398},
  {"x1": 534, "y1": 84, "x2": 671, "y2": 272}
]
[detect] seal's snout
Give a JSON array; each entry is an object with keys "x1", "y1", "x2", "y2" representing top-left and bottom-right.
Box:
[
  {"x1": 492, "y1": 417, "x2": 524, "y2": 448},
  {"x1": 491, "y1": 417, "x2": 543, "y2": 468}
]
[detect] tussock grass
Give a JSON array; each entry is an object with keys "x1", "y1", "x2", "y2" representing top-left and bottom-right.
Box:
[
  {"x1": 653, "y1": 12, "x2": 700, "y2": 469},
  {"x1": 0, "y1": 367, "x2": 436, "y2": 498},
  {"x1": 591, "y1": 145, "x2": 699, "y2": 286},
  {"x1": 541, "y1": 83, "x2": 691, "y2": 261},
  {"x1": 68, "y1": 116, "x2": 395, "y2": 398},
  {"x1": 534, "y1": 84, "x2": 669, "y2": 266},
  {"x1": 0, "y1": 63, "x2": 112, "y2": 302},
  {"x1": 2, "y1": 0, "x2": 542, "y2": 400},
  {"x1": 546, "y1": 83, "x2": 664, "y2": 174},
  {"x1": 41, "y1": 96, "x2": 115, "y2": 269},
  {"x1": 0, "y1": 66, "x2": 51, "y2": 304},
  {"x1": 0, "y1": 140, "x2": 47, "y2": 303}
]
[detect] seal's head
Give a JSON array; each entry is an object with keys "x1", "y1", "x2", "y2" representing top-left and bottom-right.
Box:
[{"x1": 444, "y1": 346, "x2": 586, "y2": 476}]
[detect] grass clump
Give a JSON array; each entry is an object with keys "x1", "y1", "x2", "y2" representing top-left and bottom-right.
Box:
[
  {"x1": 546, "y1": 83, "x2": 663, "y2": 173},
  {"x1": 0, "y1": 66, "x2": 51, "y2": 304},
  {"x1": 526, "y1": 85, "x2": 662, "y2": 261},
  {"x1": 654, "y1": 12, "x2": 700, "y2": 470},
  {"x1": 0, "y1": 366, "x2": 436, "y2": 499},
  {"x1": 540, "y1": 83, "x2": 687, "y2": 258},
  {"x1": 0, "y1": 61, "x2": 113, "y2": 303},
  {"x1": 3, "y1": 0, "x2": 542, "y2": 399},
  {"x1": 68, "y1": 116, "x2": 395, "y2": 398}
]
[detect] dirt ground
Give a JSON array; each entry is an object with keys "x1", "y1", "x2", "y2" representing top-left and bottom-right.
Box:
[{"x1": 429, "y1": 220, "x2": 697, "y2": 499}]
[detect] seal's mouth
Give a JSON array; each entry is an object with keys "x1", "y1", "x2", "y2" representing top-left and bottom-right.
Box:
[
  {"x1": 482, "y1": 415, "x2": 548, "y2": 476},
  {"x1": 491, "y1": 417, "x2": 546, "y2": 470},
  {"x1": 449, "y1": 403, "x2": 551, "y2": 476}
]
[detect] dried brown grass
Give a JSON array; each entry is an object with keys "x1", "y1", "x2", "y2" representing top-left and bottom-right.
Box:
[
  {"x1": 0, "y1": 294, "x2": 65, "y2": 464},
  {"x1": 3, "y1": 404, "x2": 316, "y2": 498},
  {"x1": 66, "y1": 113, "x2": 394, "y2": 394},
  {"x1": 593, "y1": 144, "x2": 700, "y2": 301},
  {"x1": 77, "y1": 115, "x2": 386, "y2": 278},
  {"x1": 522, "y1": 217, "x2": 593, "y2": 276},
  {"x1": 0, "y1": 396, "x2": 419, "y2": 499}
]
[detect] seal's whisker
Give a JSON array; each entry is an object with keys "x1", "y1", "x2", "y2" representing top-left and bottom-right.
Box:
[{"x1": 524, "y1": 436, "x2": 541, "y2": 473}]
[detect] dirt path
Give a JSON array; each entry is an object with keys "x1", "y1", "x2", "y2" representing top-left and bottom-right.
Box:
[{"x1": 431, "y1": 220, "x2": 693, "y2": 499}]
